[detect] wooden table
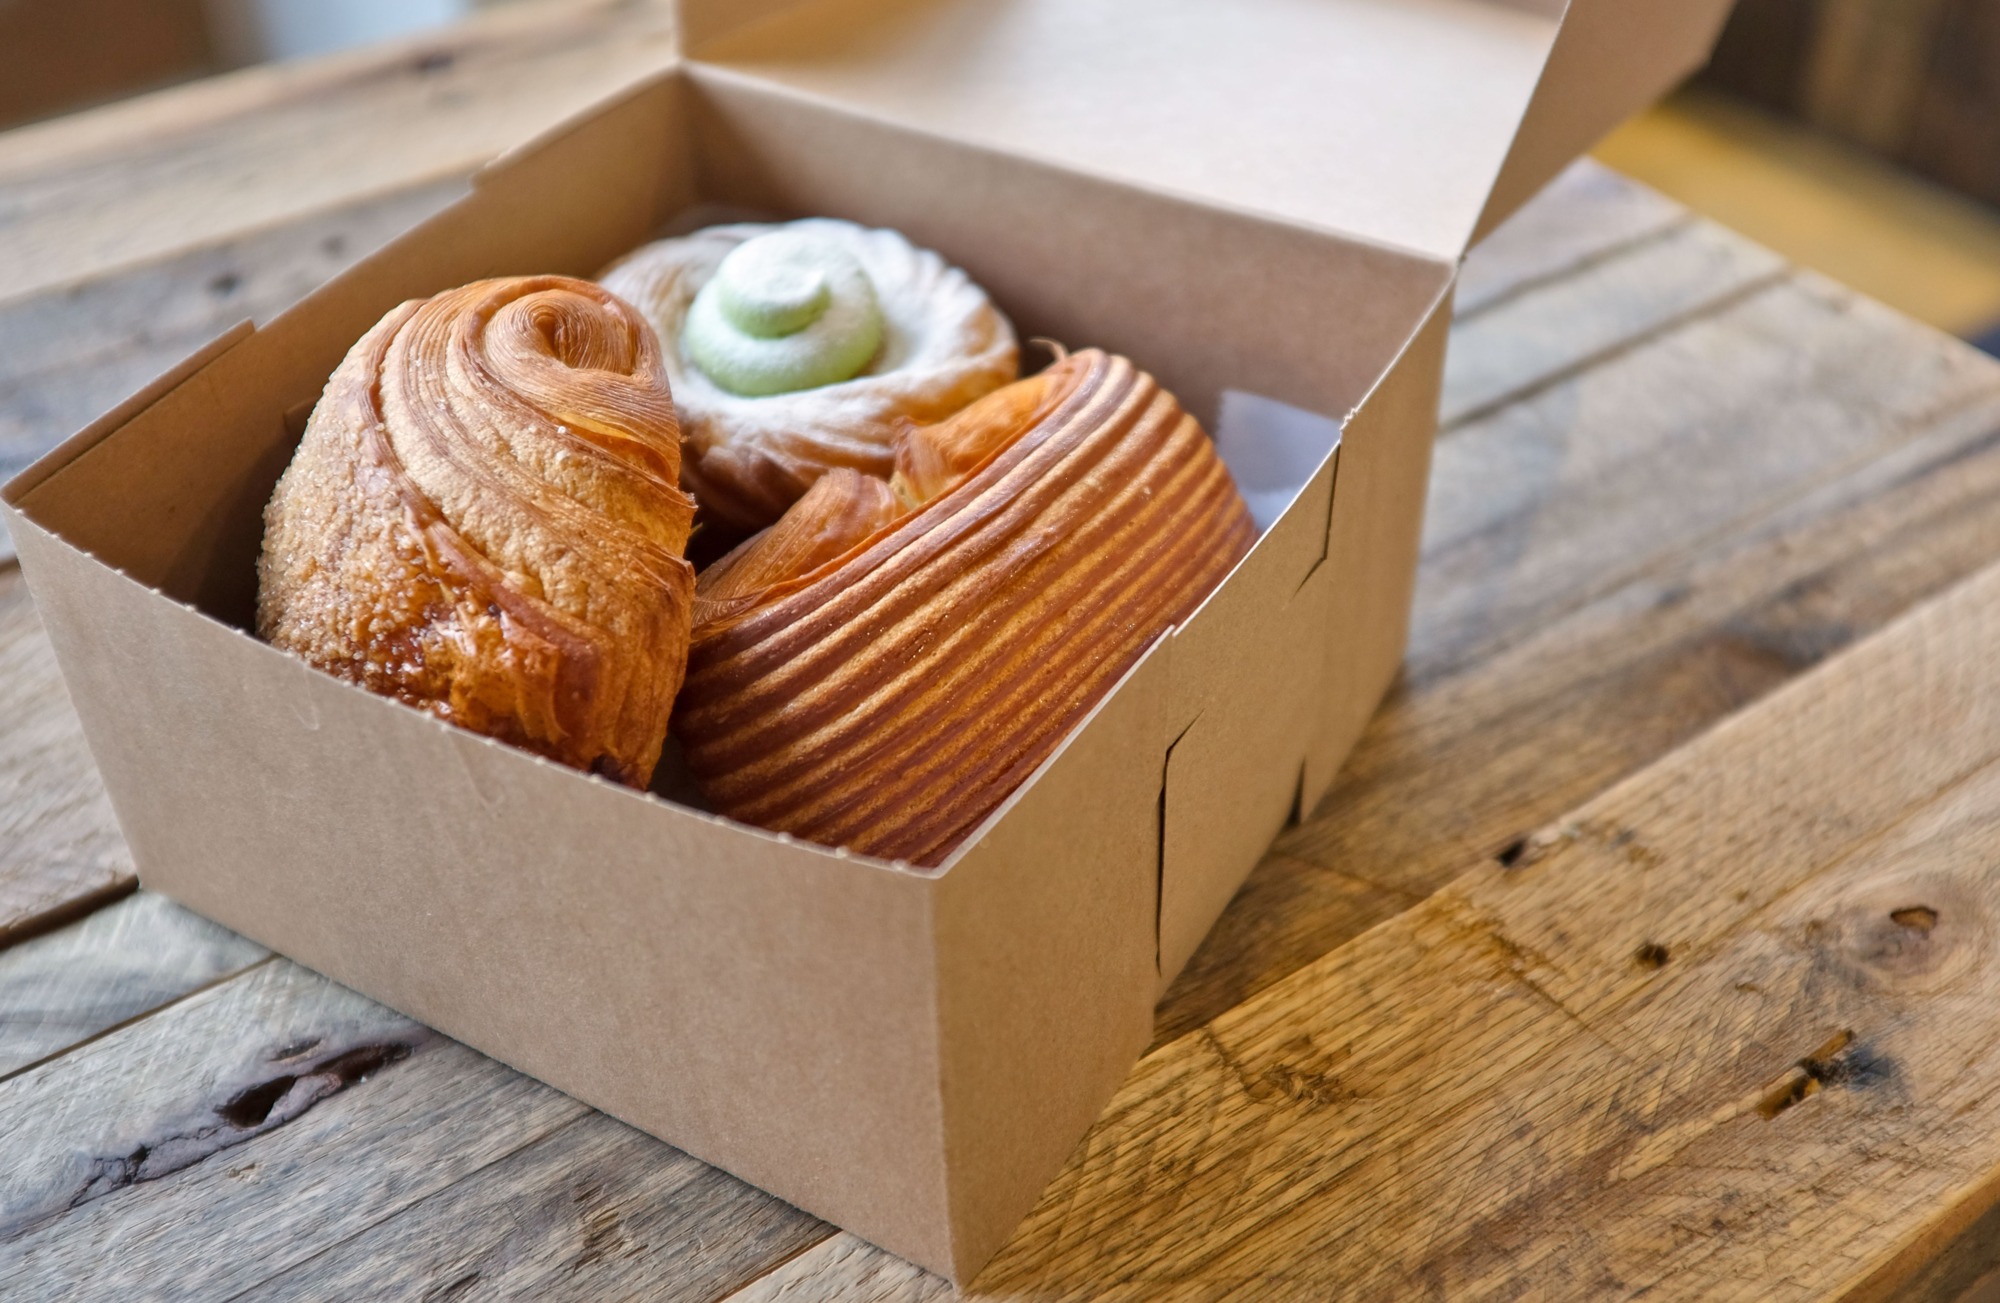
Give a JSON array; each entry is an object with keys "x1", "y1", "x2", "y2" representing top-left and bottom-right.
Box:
[{"x1": 8, "y1": 6, "x2": 2000, "y2": 1299}]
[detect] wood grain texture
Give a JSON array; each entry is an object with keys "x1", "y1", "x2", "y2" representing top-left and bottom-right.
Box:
[
  {"x1": 0, "y1": 891, "x2": 264, "y2": 1078},
  {"x1": 731, "y1": 1233, "x2": 936, "y2": 1303},
  {"x1": 1417, "y1": 267, "x2": 1996, "y2": 682},
  {"x1": 0, "y1": 960, "x2": 583, "y2": 1300},
  {"x1": 0, "y1": 176, "x2": 466, "y2": 489},
  {"x1": 0, "y1": 176, "x2": 466, "y2": 563},
  {"x1": 1441, "y1": 217, "x2": 1786, "y2": 429},
  {"x1": 1596, "y1": 83, "x2": 2000, "y2": 340},
  {"x1": 0, "y1": 0, "x2": 673, "y2": 309},
  {"x1": 722, "y1": 543, "x2": 2000, "y2": 1302},
  {"x1": 0, "y1": 953, "x2": 837, "y2": 1302},
  {"x1": 238, "y1": 1111, "x2": 827, "y2": 1303},
  {"x1": 1156, "y1": 269, "x2": 2000, "y2": 1045},
  {"x1": 0, "y1": 565, "x2": 134, "y2": 947}
]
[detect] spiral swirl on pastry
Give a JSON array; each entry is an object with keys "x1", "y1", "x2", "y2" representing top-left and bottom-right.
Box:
[
  {"x1": 675, "y1": 349, "x2": 1257, "y2": 865},
  {"x1": 599, "y1": 218, "x2": 1018, "y2": 534},
  {"x1": 257, "y1": 275, "x2": 697, "y2": 788}
]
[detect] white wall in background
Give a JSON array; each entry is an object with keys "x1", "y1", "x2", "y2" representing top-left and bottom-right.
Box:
[{"x1": 205, "y1": 0, "x2": 476, "y2": 65}]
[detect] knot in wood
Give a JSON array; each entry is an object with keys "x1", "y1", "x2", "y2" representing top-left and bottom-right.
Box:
[{"x1": 1804, "y1": 871, "x2": 1988, "y2": 994}]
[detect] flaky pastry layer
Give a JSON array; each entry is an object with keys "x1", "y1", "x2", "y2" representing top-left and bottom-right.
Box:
[{"x1": 258, "y1": 275, "x2": 697, "y2": 787}]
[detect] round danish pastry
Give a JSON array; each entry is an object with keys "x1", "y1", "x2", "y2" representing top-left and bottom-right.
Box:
[{"x1": 600, "y1": 218, "x2": 1018, "y2": 533}]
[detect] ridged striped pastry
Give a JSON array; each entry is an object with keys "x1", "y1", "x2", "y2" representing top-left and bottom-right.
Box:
[
  {"x1": 675, "y1": 349, "x2": 1256, "y2": 865},
  {"x1": 257, "y1": 275, "x2": 697, "y2": 788}
]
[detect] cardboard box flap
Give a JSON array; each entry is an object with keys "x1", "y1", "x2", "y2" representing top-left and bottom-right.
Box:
[
  {"x1": 683, "y1": 0, "x2": 1726, "y2": 263},
  {"x1": 1471, "y1": 0, "x2": 1738, "y2": 243}
]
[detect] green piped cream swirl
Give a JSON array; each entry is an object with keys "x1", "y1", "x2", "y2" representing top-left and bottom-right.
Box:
[{"x1": 684, "y1": 229, "x2": 884, "y2": 397}]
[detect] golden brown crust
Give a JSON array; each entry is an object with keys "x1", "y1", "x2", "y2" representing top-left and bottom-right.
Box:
[
  {"x1": 257, "y1": 275, "x2": 697, "y2": 788},
  {"x1": 693, "y1": 469, "x2": 901, "y2": 629},
  {"x1": 675, "y1": 349, "x2": 1256, "y2": 865}
]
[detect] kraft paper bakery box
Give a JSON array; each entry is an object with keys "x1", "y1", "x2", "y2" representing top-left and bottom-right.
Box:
[{"x1": 1, "y1": 0, "x2": 1734, "y2": 1281}]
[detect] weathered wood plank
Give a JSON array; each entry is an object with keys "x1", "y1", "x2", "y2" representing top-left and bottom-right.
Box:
[
  {"x1": 0, "y1": 0, "x2": 673, "y2": 308},
  {"x1": 0, "y1": 176, "x2": 466, "y2": 488},
  {"x1": 0, "y1": 175, "x2": 466, "y2": 562},
  {"x1": 238, "y1": 1111, "x2": 827, "y2": 1303},
  {"x1": 0, "y1": 564, "x2": 134, "y2": 948},
  {"x1": 1442, "y1": 217, "x2": 1787, "y2": 429},
  {"x1": 722, "y1": 543, "x2": 2000, "y2": 1301},
  {"x1": 1421, "y1": 272, "x2": 2000, "y2": 684},
  {"x1": 729, "y1": 1233, "x2": 935, "y2": 1303},
  {"x1": 0, "y1": 961, "x2": 587, "y2": 1300},
  {"x1": 1155, "y1": 272, "x2": 2000, "y2": 1044},
  {"x1": 1896, "y1": 1189, "x2": 2000, "y2": 1303},
  {"x1": 0, "y1": 953, "x2": 840, "y2": 1302},
  {"x1": 0, "y1": 891, "x2": 265, "y2": 1079},
  {"x1": 1454, "y1": 159, "x2": 1687, "y2": 316}
]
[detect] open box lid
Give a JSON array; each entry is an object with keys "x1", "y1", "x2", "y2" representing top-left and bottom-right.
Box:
[{"x1": 675, "y1": 0, "x2": 1735, "y2": 263}]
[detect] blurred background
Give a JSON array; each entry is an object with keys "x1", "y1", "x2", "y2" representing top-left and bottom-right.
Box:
[
  {"x1": 0, "y1": 0, "x2": 1995, "y2": 351},
  {"x1": 1600, "y1": 0, "x2": 2000, "y2": 354},
  {"x1": 0, "y1": 0, "x2": 519, "y2": 118}
]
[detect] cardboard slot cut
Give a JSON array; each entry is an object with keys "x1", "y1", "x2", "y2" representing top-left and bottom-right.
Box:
[{"x1": 2, "y1": 0, "x2": 1733, "y2": 1282}]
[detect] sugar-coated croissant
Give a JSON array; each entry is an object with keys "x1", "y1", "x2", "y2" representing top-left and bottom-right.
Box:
[
  {"x1": 675, "y1": 349, "x2": 1257, "y2": 865},
  {"x1": 257, "y1": 275, "x2": 697, "y2": 788},
  {"x1": 599, "y1": 219, "x2": 1018, "y2": 534}
]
